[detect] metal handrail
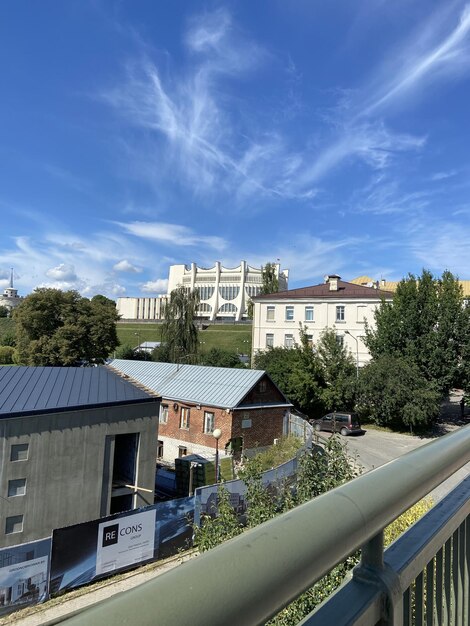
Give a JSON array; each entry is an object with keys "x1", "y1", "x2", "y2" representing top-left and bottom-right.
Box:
[{"x1": 56, "y1": 425, "x2": 470, "y2": 626}]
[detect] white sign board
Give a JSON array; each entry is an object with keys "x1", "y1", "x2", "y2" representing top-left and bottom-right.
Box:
[{"x1": 96, "y1": 509, "x2": 156, "y2": 575}]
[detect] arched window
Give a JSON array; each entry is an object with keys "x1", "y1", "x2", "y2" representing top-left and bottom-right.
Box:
[
  {"x1": 218, "y1": 286, "x2": 240, "y2": 301},
  {"x1": 218, "y1": 303, "x2": 237, "y2": 314}
]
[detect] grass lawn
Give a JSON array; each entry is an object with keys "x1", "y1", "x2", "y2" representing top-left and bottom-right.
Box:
[{"x1": 116, "y1": 322, "x2": 252, "y2": 355}]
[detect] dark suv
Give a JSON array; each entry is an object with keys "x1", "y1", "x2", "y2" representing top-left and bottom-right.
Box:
[{"x1": 311, "y1": 412, "x2": 362, "y2": 436}]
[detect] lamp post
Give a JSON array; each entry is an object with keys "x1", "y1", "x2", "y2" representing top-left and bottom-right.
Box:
[
  {"x1": 134, "y1": 332, "x2": 140, "y2": 350},
  {"x1": 344, "y1": 330, "x2": 359, "y2": 379},
  {"x1": 213, "y1": 428, "x2": 222, "y2": 483}
]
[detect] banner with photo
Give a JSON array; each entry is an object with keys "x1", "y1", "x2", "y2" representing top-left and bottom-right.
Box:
[
  {"x1": 155, "y1": 496, "x2": 195, "y2": 560},
  {"x1": 193, "y1": 478, "x2": 247, "y2": 527},
  {"x1": 0, "y1": 538, "x2": 51, "y2": 616},
  {"x1": 50, "y1": 506, "x2": 157, "y2": 595}
]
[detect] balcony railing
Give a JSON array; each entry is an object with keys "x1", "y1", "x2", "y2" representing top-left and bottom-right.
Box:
[{"x1": 55, "y1": 424, "x2": 470, "y2": 626}]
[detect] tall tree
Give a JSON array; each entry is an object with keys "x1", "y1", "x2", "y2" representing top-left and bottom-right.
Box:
[
  {"x1": 260, "y1": 262, "x2": 279, "y2": 295},
  {"x1": 316, "y1": 328, "x2": 357, "y2": 411},
  {"x1": 161, "y1": 286, "x2": 200, "y2": 362},
  {"x1": 365, "y1": 270, "x2": 470, "y2": 395},
  {"x1": 13, "y1": 288, "x2": 119, "y2": 365}
]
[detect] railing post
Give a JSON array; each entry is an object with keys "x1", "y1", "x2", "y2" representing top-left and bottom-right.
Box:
[{"x1": 354, "y1": 531, "x2": 403, "y2": 625}]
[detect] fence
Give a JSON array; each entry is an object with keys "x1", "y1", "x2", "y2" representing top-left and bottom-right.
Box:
[{"x1": 52, "y1": 424, "x2": 470, "y2": 625}]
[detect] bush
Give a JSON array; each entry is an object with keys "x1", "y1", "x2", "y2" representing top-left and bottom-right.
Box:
[{"x1": 0, "y1": 346, "x2": 15, "y2": 364}]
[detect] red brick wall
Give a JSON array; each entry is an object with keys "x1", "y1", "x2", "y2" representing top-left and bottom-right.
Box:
[
  {"x1": 231, "y1": 406, "x2": 286, "y2": 449},
  {"x1": 158, "y1": 399, "x2": 233, "y2": 450}
]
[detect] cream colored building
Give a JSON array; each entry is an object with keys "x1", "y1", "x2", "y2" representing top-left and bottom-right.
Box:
[
  {"x1": 117, "y1": 261, "x2": 289, "y2": 322},
  {"x1": 251, "y1": 274, "x2": 394, "y2": 367}
]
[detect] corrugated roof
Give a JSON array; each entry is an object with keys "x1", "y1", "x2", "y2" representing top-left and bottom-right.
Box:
[
  {"x1": 350, "y1": 277, "x2": 470, "y2": 296},
  {"x1": 0, "y1": 366, "x2": 157, "y2": 419},
  {"x1": 254, "y1": 279, "x2": 394, "y2": 300},
  {"x1": 108, "y1": 360, "x2": 271, "y2": 409}
]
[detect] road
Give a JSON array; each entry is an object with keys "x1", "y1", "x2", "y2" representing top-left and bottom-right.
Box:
[{"x1": 337, "y1": 427, "x2": 470, "y2": 502}]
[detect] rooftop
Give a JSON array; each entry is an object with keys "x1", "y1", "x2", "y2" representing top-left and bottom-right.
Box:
[
  {"x1": 0, "y1": 366, "x2": 157, "y2": 418},
  {"x1": 254, "y1": 277, "x2": 394, "y2": 301}
]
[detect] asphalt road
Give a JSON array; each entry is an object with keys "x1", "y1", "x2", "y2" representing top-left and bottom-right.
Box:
[{"x1": 327, "y1": 427, "x2": 470, "y2": 502}]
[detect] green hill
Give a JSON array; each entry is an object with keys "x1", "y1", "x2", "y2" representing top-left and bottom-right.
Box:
[{"x1": 116, "y1": 322, "x2": 252, "y2": 355}]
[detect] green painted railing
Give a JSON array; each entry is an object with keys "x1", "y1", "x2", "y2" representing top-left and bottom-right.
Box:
[{"x1": 53, "y1": 425, "x2": 470, "y2": 626}]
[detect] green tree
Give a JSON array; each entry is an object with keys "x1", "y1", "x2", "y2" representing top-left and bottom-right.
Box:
[
  {"x1": 13, "y1": 288, "x2": 119, "y2": 366},
  {"x1": 316, "y1": 328, "x2": 357, "y2": 411},
  {"x1": 161, "y1": 286, "x2": 200, "y2": 363},
  {"x1": 356, "y1": 355, "x2": 440, "y2": 430},
  {"x1": 253, "y1": 338, "x2": 324, "y2": 417},
  {"x1": 0, "y1": 306, "x2": 8, "y2": 318},
  {"x1": 261, "y1": 262, "x2": 280, "y2": 295},
  {"x1": 365, "y1": 270, "x2": 470, "y2": 395},
  {"x1": 201, "y1": 347, "x2": 245, "y2": 369}
]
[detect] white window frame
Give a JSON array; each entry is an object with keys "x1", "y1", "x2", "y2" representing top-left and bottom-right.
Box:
[
  {"x1": 159, "y1": 404, "x2": 169, "y2": 424},
  {"x1": 305, "y1": 306, "x2": 314, "y2": 322},
  {"x1": 284, "y1": 333, "x2": 294, "y2": 348},
  {"x1": 204, "y1": 411, "x2": 215, "y2": 434},
  {"x1": 266, "y1": 333, "x2": 274, "y2": 348},
  {"x1": 266, "y1": 306, "x2": 275, "y2": 321},
  {"x1": 180, "y1": 407, "x2": 190, "y2": 429},
  {"x1": 336, "y1": 305, "x2": 345, "y2": 322},
  {"x1": 285, "y1": 306, "x2": 294, "y2": 321}
]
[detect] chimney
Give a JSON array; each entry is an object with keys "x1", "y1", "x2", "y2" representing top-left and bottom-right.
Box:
[{"x1": 326, "y1": 274, "x2": 340, "y2": 291}]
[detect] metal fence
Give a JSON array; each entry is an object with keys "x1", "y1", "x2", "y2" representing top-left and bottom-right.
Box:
[{"x1": 52, "y1": 424, "x2": 470, "y2": 626}]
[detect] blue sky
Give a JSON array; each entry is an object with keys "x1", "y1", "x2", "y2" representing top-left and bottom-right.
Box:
[{"x1": 1, "y1": 1, "x2": 470, "y2": 299}]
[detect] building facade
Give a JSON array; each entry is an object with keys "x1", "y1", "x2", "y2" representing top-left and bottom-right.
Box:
[
  {"x1": 0, "y1": 367, "x2": 160, "y2": 547},
  {"x1": 252, "y1": 274, "x2": 394, "y2": 367},
  {"x1": 0, "y1": 270, "x2": 23, "y2": 313},
  {"x1": 109, "y1": 359, "x2": 292, "y2": 462},
  {"x1": 116, "y1": 261, "x2": 289, "y2": 322}
]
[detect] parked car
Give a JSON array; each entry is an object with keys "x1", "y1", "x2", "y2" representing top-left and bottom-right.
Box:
[{"x1": 310, "y1": 412, "x2": 362, "y2": 436}]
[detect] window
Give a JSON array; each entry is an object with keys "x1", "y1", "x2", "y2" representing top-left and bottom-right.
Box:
[
  {"x1": 356, "y1": 305, "x2": 367, "y2": 323},
  {"x1": 10, "y1": 443, "x2": 28, "y2": 462},
  {"x1": 157, "y1": 440, "x2": 164, "y2": 459},
  {"x1": 204, "y1": 412, "x2": 215, "y2": 434},
  {"x1": 242, "y1": 419, "x2": 252, "y2": 429},
  {"x1": 266, "y1": 333, "x2": 274, "y2": 348},
  {"x1": 285, "y1": 306, "x2": 294, "y2": 321},
  {"x1": 336, "y1": 334, "x2": 344, "y2": 347},
  {"x1": 284, "y1": 334, "x2": 294, "y2": 348},
  {"x1": 5, "y1": 515, "x2": 23, "y2": 534},
  {"x1": 305, "y1": 306, "x2": 314, "y2": 321},
  {"x1": 306, "y1": 334, "x2": 313, "y2": 348},
  {"x1": 266, "y1": 306, "x2": 275, "y2": 321},
  {"x1": 178, "y1": 446, "x2": 188, "y2": 458},
  {"x1": 336, "y1": 305, "x2": 345, "y2": 322},
  {"x1": 159, "y1": 404, "x2": 168, "y2": 424},
  {"x1": 8, "y1": 479, "x2": 26, "y2": 497},
  {"x1": 259, "y1": 380, "x2": 267, "y2": 393},
  {"x1": 180, "y1": 407, "x2": 190, "y2": 429}
]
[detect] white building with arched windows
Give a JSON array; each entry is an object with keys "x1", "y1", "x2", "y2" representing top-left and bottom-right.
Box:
[{"x1": 116, "y1": 261, "x2": 289, "y2": 322}]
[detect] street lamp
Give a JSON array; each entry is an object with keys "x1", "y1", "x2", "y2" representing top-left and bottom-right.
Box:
[
  {"x1": 344, "y1": 330, "x2": 359, "y2": 379},
  {"x1": 134, "y1": 332, "x2": 141, "y2": 350},
  {"x1": 213, "y1": 428, "x2": 222, "y2": 483}
]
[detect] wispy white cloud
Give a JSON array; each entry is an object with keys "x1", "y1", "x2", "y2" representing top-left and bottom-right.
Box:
[
  {"x1": 116, "y1": 221, "x2": 227, "y2": 251},
  {"x1": 431, "y1": 169, "x2": 459, "y2": 181},
  {"x1": 362, "y1": 4, "x2": 470, "y2": 115}
]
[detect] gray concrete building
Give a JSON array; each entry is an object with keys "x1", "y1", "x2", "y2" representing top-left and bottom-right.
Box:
[{"x1": 0, "y1": 366, "x2": 160, "y2": 547}]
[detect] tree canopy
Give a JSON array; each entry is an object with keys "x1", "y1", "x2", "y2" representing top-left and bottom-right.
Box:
[
  {"x1": 253, "y1": 325, "x2": 357, "y2": 417},
  {"x1": 161, "y1": 286, "x2": 200, "y2": 362},
  {"x1": 365, "y1": 270, "x2": 470, "y2": 396},
  {"x1": 13, "y1": 288, "x2": 119, "y2": 366}
]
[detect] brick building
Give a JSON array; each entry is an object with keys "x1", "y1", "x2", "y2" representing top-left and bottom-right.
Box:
[{"x1": 108, "y1": 360, "x2": 292, "y2": 462}]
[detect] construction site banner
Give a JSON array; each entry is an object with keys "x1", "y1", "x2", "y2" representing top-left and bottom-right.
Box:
[
  {"x1": 50, "y1": 506, "x2": 157, "y2": 595},
  {"x1": 0, "y1": 538, "x2": 51, "y2": 617},
  {"x1": 155, "y1": 496, "x2": 194, "y2": 560}
]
